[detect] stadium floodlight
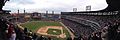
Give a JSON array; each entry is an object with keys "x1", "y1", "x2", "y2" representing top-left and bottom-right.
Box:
[
  {"x1": 73, "y1": 8, "x2": 77, "y2": 12},
  {"x1": 86, "y1": 5, "x2": 91, "y2": 11}
]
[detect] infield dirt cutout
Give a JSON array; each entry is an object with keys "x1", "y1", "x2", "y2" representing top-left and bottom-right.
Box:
[{"x1": 37, "y1": 26, "x2": 66, "y2": 38}]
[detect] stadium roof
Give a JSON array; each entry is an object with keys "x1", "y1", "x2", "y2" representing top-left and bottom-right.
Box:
[
  {"x1": 61, "y1": 11, "x2": 118, "y2": 13},
  {"x1": 100, "y1": 0, "x2": 120, "y2": 11}
]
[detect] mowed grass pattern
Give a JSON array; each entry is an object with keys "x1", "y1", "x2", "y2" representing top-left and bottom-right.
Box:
[{"x1": 20, "y1": 21, "x2": 62, "y2": 32}]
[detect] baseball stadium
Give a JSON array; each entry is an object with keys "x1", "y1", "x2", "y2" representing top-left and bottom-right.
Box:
[
  {"x1": 0, "y1": 0, "x2": 120, "y2": 40},
  {"x1": 18, "y1": 21, "x2": 71, "y2": 40}
]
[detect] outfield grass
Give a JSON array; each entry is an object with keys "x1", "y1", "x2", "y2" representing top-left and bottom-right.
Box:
[{"x1": 20, "y1": 21, "x2": 62, "y2": 32}]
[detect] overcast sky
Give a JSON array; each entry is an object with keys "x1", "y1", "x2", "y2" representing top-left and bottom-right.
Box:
[{"x1": 3, "y1": 0, "x2": 108, "y2": 13}]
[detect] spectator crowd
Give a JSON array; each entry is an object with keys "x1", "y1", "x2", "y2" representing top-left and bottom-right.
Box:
[
  {"x1": 0, "y1": 16, "x2": 52, "y2": 40},
  {"x1": 62, "y1": 12, "x2": 120, "y2": 40}
]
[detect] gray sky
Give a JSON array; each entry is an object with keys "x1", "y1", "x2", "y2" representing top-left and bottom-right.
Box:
[{"x1": 3, "y1": 0, "x2": 108, "y2": 13}]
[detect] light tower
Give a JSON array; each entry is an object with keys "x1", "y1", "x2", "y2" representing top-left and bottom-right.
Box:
[
  {"x1": 18, "y1": 9, "x2": 19, "y2": 15},
  {"x1": 73, "y1": 8, "x2": 77, "y2": 12},
  {"x1": 52, "y1": 11, "x2": 54, "y2": 15},
  {"x1": 46, "y1": 11, "x2": 48, "y2": 18},
  {"x1": 86, "y1": 5, "x2": 91, "y2": 11},
  {"x1": 17, "y1": 9, "x2": 19, "y2": 21},
  {"x1": 24, "y1": 8, "x2": 26, "y2": 16}
]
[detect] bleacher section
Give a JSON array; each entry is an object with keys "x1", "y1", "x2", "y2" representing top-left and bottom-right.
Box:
[{"x1": 61, "y1": 11, "x2": 120, "y2": 39}]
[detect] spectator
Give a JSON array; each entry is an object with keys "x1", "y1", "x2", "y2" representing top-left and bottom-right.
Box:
[
  {"x1": 91, "y1": 33, "x2": 98, "y2": 40},
  {"x1": 9, "y1": 31, "x2": 16, "y2": 40},
  {"x1": 32, "y1": 33, "x2": 37, "y2": 40},
  {"x1": 24, "y1": 27, "x2": 28, "y2": 35},
  {"x1": 7, "y1": 24, "x2": 14, "y2": 38},
  {"x1": 67, "y1": 37, "x2": 72, "y2": 40}
]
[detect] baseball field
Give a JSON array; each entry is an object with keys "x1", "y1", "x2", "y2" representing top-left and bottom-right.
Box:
[{"x1": 20, "y1": 21, "x2": 70, "y2": 40}]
